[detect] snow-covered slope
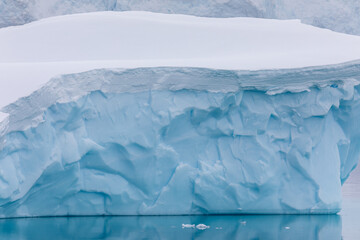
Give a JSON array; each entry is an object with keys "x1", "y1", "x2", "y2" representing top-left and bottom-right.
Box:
[
  {"x1": 3, "y1": 11, "x2": 360, "y2": 65},
  {"x1": 0, "y1": 0, "x2": 359, "y2": 35},
  {"x1": 1, "y1": 11, "x2": 360, "y2": 118}
]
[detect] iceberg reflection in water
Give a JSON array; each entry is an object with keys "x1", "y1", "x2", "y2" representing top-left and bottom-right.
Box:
[{"x1": 0, "y1": 215, "x2": 341, "y2": 240}]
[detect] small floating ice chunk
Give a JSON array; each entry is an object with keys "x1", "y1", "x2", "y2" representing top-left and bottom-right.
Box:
[
  {"x1": 241, "y1": 221, "x2": 247, "y2": 225},
  {"x1": 182, "y1": 224, "x2": 195, "y2": 229},
  {"x1": 196, "y1": 224, "x2": 210, "y2": 230},
  {"x1": 285, "y1": 226, "x2": 290, "y2": 230}
]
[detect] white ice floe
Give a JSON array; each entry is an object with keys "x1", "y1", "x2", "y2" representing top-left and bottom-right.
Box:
[
  {"x1": 196, "y1": 224, "x2": 210, "y2": 230},
  {"x1": 182, "y1": 224, "x2": 195, "y2": 229}
]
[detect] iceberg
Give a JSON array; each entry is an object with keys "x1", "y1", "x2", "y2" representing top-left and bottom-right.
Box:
[
  {"x1": 0, "y1": 11, "x2": 360, "y2": 217},
  {"x1": 0, "y1": 63, "x2": 360, "y2": 217},
  {"x1": 0, "y1": 0, "x2": 360, "y2": 35}
]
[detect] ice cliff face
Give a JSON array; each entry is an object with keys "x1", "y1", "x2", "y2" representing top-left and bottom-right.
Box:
[
  {"x1": 0, "y1": 62, "x2": 360, "y2": 217},
  {"x1": 0, "y1": 0, "x2": 360, "y2": 35}
]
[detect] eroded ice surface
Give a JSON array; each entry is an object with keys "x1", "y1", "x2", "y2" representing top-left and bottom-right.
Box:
[
  {"x1": 1, "y1": 0, "x2": 360, "y2": 35},
  {"x1": 0, "y1": 63, "x2": 360, "y2": 217}
]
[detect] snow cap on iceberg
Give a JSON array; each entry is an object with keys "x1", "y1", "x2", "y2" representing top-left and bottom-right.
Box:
[{"x1": 1, "y1": 11, "x2": 360, "y2": 114}]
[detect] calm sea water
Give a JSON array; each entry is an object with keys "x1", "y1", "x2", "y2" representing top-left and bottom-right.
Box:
[
  {"x1": 0, "y1": 167, "x2": 358, "y2": 240},
  {"x1": 0, "y1": 214, "x2": 343, "y2": 240}
]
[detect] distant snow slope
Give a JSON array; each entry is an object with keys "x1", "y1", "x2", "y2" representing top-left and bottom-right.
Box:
[
  {"x1": 1, "y1": 11, "x2": 360, "y2": 118},
  {"x1": 0, "y1": 0, "x2": 359, "y2": 35}
]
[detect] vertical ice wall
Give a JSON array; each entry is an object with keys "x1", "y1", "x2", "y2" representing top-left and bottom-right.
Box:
[{"x1": 0, "y1": 66, "x2": 359, "y2": 217}]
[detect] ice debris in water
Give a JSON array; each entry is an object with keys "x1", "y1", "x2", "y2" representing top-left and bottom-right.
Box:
[
  {"x1": 181, "y1": 223, "x2": 210, "y2": 230},
  {"x1": 182, "y1": 224, "x2": 195, "y2": 229},
  {"x1": 196, "y1": 224, "x2": 210, "y2": 230}
]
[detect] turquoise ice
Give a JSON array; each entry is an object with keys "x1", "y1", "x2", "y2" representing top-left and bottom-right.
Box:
[{"x1": 0, "y1": 62, "x2": 360, "y2": 217}]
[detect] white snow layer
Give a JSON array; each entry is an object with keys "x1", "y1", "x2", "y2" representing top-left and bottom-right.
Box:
[{"x1": 0, "y1": 11, "x2": 360, "y2": 113}]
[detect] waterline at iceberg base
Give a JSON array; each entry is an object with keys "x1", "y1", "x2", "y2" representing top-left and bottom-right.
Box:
[
  {"x1": 0, "y1": 215, "x2": 342, "y2": 240},
  {"x1": 0, "y1": 64, "x2": 360, "y2": 217}
]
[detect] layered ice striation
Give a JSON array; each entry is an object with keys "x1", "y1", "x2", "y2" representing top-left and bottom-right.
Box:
[
  {"x1": 1, "y1": 0, "x2": 360, "y2": 35},
  {"x1": 1, "y1": 63, "x2": 360, "y2": 217}
]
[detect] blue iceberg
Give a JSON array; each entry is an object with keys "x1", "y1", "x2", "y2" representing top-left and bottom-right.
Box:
[{"x1": 0, "y1": 62, "x2": 360, "y2": 217}]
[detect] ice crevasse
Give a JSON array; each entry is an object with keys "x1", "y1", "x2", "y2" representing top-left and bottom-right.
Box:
[{"x1": 0, "y1": 63, "x2": 360, "y2": 217}]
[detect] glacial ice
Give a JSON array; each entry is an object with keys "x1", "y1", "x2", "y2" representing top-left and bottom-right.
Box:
[
  {"x1": 1, "y1": 0, "x2": 360, "y2": 35},
  {"x1": 0, "y1": 63, "x2": 360, "y2": 217}
]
